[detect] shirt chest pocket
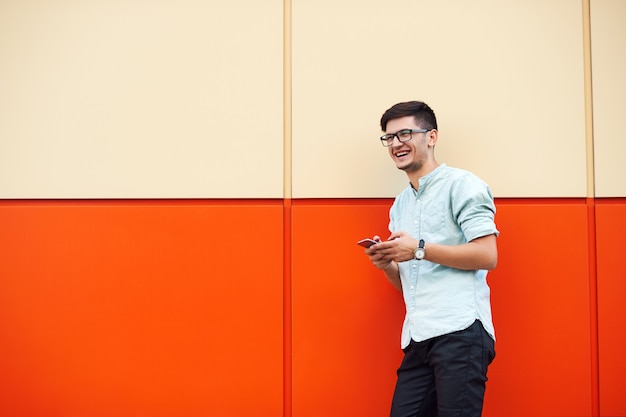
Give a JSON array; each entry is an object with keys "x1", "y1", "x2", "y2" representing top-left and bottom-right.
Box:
[{"x1": 422, "y1": 201, "x2": 446, "y2": 233}]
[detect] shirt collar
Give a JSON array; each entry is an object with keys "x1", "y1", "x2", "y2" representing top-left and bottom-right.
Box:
[{"x1": 410, "y1": 163, "x2": 447, "y2": 195}]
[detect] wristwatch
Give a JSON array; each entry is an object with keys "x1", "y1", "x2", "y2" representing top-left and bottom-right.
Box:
[{"x1": 414, "y1": 239, "x2": 426, "y2": 260}]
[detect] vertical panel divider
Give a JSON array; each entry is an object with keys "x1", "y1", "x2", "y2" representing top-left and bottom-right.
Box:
[
  {"x1": 582, "y1": 1, "x2": 599, "y2": 415},
  {"x1": 583, "y1": 0, "x2": 595, "y2": 198},
  {"x1": 586, "y1": 197, "x2": 599, "y2": 417},
  {"x1": 283, "y1": 0, "x2": 292, "y2": 202},
  {"x1": 283, "y1": 198, "x2": 292, "y2": 417},
  {"x1": 283, "y1": 1, "x2": 293, "y2": 417}
]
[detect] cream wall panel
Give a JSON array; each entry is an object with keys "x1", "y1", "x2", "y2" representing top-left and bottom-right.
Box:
[
  {"x1": 292, "y1": 0, "x2": 586, "y2": 198},
  {"x1": 591, "y1": 0, "x2": 626, "y2": 197},
  {"x1": 0, "y1": 0, "x2": 283, "y2": 198}
]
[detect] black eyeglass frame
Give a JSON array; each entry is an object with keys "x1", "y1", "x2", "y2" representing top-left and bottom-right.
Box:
[{"x1": 380, "y1": 128, "x2": 431, "y2": 147}]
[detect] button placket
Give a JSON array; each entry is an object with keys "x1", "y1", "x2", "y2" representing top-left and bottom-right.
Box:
[{"x1": 408, "y1": 193, "x2": 422, "y2": 315}]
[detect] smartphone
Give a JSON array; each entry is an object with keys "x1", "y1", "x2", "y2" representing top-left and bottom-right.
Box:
[{"x1": 357, "y1": 238, "x2": 379, "y2": 248}]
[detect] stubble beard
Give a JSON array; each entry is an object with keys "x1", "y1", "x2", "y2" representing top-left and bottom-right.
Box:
[{"x1": 397, "y1": 159, "x2": 422, "y2": 174}]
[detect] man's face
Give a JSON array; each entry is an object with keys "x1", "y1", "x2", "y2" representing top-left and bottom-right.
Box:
[{"x1": 384, "y1": 116, "x2": 431, "y2": 173}]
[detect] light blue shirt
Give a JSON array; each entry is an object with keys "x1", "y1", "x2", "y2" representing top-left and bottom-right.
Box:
[{"x1": 389, "y1": 164, "x2": 499, "y2": 348}]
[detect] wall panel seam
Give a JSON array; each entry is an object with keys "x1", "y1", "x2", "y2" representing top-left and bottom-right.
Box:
[
  {"x1": 283, "y1": 3, "x2": 293, "y2": 417},
  {"x1": 583, "y1": 0, "x2": 595, "y2": 199},
  {"x1": 582, "y1": 1, "x2": 599, "y2": 412}
]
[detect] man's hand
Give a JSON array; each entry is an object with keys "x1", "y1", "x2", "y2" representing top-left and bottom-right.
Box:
[
  {"x1": 362, "y1": 236, "x2": 389, "y2": 270},
  {"x1": 369, "y1": 231, "x2": 418, "y2": 263},
  {"x1": 363, "y1": 235, "x2": 402, "y2": 291},
  {"x1": 365, "y1": 247, "x2": 394, "y2": 270}
]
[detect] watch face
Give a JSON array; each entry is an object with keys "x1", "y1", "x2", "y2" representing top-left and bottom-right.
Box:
[{"x1": 414, "y1": 248, "x2": 425, "y2": 260}]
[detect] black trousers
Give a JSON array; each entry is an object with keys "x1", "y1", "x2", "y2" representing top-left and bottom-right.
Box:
[{"x1": 389, "y1": 320, "x2": 496, "y2": 417}]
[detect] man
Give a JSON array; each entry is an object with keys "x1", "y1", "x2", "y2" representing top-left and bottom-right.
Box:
[{"x1": 364, "y1": 101, "x2": 499, "y2": 417}]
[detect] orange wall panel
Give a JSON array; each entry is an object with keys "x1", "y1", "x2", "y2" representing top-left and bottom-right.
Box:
[
  {"x1": 291, "y1": 200, "x2": 405, "y2": 417},
  {"x1": 0, "y1": 201, "x2": 284, "y2": 417},
  {"x1": 595, "y1": 200, "x2": 626, "y2": 416},
  {"x1": 485, "y1": 200, "x2": 593, "y2": 417}
]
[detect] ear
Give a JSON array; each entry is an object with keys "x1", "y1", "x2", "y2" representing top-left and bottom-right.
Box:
[{"x1": 427, "y1": 129, "x2": 439, "y2": 147}]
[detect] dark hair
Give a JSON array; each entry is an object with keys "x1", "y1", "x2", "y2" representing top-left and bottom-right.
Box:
[{"x1": 380, "y1": 101, "x2": 438, "y2": 132}]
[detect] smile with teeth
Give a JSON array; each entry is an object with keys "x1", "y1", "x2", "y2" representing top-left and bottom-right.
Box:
[{"x1": 395, "y1": 150, "x2": 410, "y2": 158}]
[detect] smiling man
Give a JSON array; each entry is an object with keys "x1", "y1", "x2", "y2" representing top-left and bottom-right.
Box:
[{"x1": 363, "y1": 101, "x2": 499, "y2": 417}]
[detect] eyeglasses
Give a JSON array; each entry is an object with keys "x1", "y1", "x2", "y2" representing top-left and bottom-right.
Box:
[{"x1": 380, "y1": 129, "x2": 430, "y2": 147}]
